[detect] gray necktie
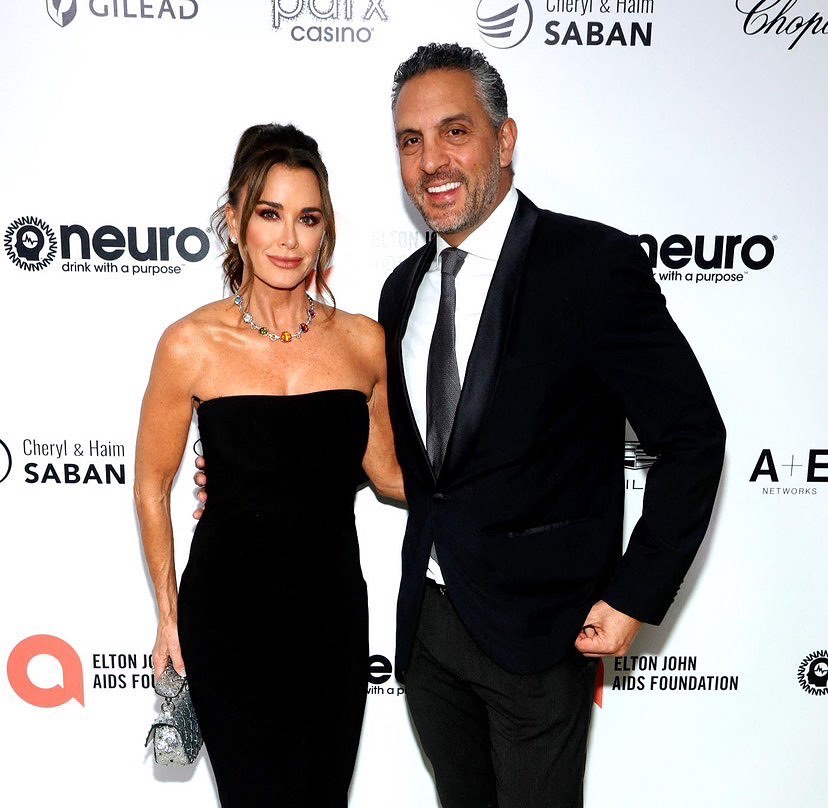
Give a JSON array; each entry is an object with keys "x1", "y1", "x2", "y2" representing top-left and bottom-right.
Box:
[
  {"x1": 426, "y1": 247, "x2": 467, "y2": 568},
  {"x1": 426, "y1": 246, "x2": 467, "y2": 479}
]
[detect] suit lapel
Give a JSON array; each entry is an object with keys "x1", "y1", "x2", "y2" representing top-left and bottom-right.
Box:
[
  {"x1": 441, "y1": 193, "x2": 539, "y2": 478},
  {"x1": 391, "y1": 239, "x2": 437, "y2": 483}
]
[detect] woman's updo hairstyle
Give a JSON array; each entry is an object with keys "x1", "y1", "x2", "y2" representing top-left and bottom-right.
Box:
[{"x1": 211, "y1": 123, "x2": 336, "y2": 303}]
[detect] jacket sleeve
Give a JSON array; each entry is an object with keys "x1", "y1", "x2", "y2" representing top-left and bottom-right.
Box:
[{"x1": 583, "y1": 232, "x2": 726, "y2": 624}]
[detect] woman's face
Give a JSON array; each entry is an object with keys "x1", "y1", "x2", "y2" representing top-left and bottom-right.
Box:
[{"x1": 231, "y1": 164, "x2": 325, "y2": 292}]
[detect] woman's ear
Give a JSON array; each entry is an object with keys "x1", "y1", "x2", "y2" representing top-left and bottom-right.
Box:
[{"x1": 225, "y1": 204, "x2": 238, "y2": 243}]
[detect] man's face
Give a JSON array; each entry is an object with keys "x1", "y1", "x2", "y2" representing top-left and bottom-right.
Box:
[{"x1": 394, "y1": 69, "x2": 516, "y2": 246}]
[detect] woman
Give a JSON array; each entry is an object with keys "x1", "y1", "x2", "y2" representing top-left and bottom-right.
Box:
[{"x1": 134, "y1": 122, "x2": 404, "y2": 806}]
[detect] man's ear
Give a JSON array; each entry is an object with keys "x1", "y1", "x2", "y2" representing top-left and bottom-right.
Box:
[{"x1": 498, "y1": 118, "x2": 517, "y2": 169}]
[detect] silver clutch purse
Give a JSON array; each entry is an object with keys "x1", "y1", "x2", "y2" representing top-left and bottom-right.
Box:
[{"x1": 144, "y1": 662, "x2": 203, "y2": 765}]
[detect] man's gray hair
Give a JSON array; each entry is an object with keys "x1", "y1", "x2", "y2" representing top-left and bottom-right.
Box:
[{"x1": 391, "y1": 42, "x2": 509, "y2": 131}]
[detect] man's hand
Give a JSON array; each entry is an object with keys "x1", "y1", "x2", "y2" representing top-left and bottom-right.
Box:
[
  {"x1": 575, "y1": 600, "x2": 641, "y2": 657},
  {"x1": 193, "y1": 454, "x2": 207, "y2": 519}
]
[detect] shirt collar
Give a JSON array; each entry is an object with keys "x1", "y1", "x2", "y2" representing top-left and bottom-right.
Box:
[{"x1": 433, "y1": 185, "x2": 519, "y2": 265}]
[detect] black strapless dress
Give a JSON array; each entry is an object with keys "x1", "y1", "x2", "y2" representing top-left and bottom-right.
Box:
[{"x1": 177, "y1": 391, "x2": 369, "y2": 807}]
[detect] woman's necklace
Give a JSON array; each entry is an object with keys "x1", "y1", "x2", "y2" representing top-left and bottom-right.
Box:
[{"x1": 233, "y1": 293, "x2": 316, "y2": 344}]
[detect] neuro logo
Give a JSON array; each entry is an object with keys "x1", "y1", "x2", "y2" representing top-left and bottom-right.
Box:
[
  {"x1": 46, "y1": 0, "x2": 77, "y2": 27},
  {"x1": 477, "y1": 0, "x2": 534, "y2": 49},
  {"x1": 7, "y1": 635, "x2": 85, "y2": 707},
  {"x1": 798, "y1": 650, "x2": 828, "y2": 696},
  {"x1": 4, "y1": 216, "x2": 57, "y2": 271},
  {"x1": 624, "y1": 440, "x2": 657, "y2": 470},
  {"x1": 0, "y1": 438, "x2": 11, "y2": 483}
]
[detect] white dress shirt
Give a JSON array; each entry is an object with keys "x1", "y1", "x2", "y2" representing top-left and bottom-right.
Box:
[{"x1": 402, "y1": 186, "x2": 519, "y2": 584}]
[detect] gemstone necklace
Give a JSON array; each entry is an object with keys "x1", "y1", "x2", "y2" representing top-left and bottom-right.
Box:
[{"x1": 233, "y1": 293, "x2": 315, "y2": 343}]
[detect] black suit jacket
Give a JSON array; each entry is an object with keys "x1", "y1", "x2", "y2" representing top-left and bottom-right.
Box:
[{"x1": 378, "y1": 192, "x2": 725, "y2": 679}]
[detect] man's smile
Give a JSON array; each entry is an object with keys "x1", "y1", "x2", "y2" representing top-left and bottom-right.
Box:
[{"x1": 427, "y1": 181, "x2": 462, "y2": 194}]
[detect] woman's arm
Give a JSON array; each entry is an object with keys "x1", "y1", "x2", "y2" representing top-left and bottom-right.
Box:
[
  {"x1": 134, "y1": 320, "x2": 201, "y2": 675},
  {"x1": 361, "y1": 318, "x2": 406, "y2": 503}
]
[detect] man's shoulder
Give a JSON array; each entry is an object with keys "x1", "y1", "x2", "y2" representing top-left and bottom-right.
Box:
[
  {"x1": 377, "y1": 239, "x2": 433, "y2": 324},
  {"x1": 392, "y1": 239, "x2": 432, "y2": 274},
  {"x1": 521, "y1": 193, "x2": 637, "y2": 250},
  {"x1": 516, "y1": 193, "x2": 650, "y2": 287},
  {"x1": 381, "y1": 240, "x2": 432, "y2": 295}
]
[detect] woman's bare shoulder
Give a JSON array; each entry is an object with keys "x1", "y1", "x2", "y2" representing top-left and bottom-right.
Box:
[
  {"x1": 155, "y1": 297, "x2": 237, "y2": 361},
  {"x1": 329, "y1": 307, "x2": 384, "y2": 344},
  {"x1": 326, "y1": 308, "x2": 386, "y2": 374}
]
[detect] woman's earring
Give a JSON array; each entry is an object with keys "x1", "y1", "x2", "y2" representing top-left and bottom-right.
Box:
[{"x1": 230, "y1": 236, "x2": 238, "y2": 245}]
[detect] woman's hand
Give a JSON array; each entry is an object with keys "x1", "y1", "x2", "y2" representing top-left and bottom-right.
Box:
[{"x1": 153, "y1": 617, "x2": 185, "y2": 677}]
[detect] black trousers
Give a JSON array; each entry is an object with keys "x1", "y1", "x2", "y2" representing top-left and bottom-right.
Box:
[{"x1": 405, "y1": 584, "x2": 597, "y2": 808}]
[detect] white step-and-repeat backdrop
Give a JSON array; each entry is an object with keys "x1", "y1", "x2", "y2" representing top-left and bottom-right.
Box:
[{"x1": 1, "y1": 1, "x2": 826, "y2": 805}]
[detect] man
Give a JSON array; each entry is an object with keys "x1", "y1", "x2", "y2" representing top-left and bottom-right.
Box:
[{"x1": 377, "y1": 43, "x2": 725, "y2": 807}]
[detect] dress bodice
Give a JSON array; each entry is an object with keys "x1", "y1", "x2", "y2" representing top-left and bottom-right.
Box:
[{"x1": 195, "y1": 390, "x2": 369, "y2": 527}]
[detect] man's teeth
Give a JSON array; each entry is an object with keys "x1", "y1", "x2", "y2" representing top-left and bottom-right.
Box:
[{"x1": 427, "y1": 182, "x2": 461, "y2": 194}]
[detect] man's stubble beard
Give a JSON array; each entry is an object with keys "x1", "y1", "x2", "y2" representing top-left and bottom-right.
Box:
[{"x1": 410, "y1": 149, "x2": 502, "y2": 238}]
